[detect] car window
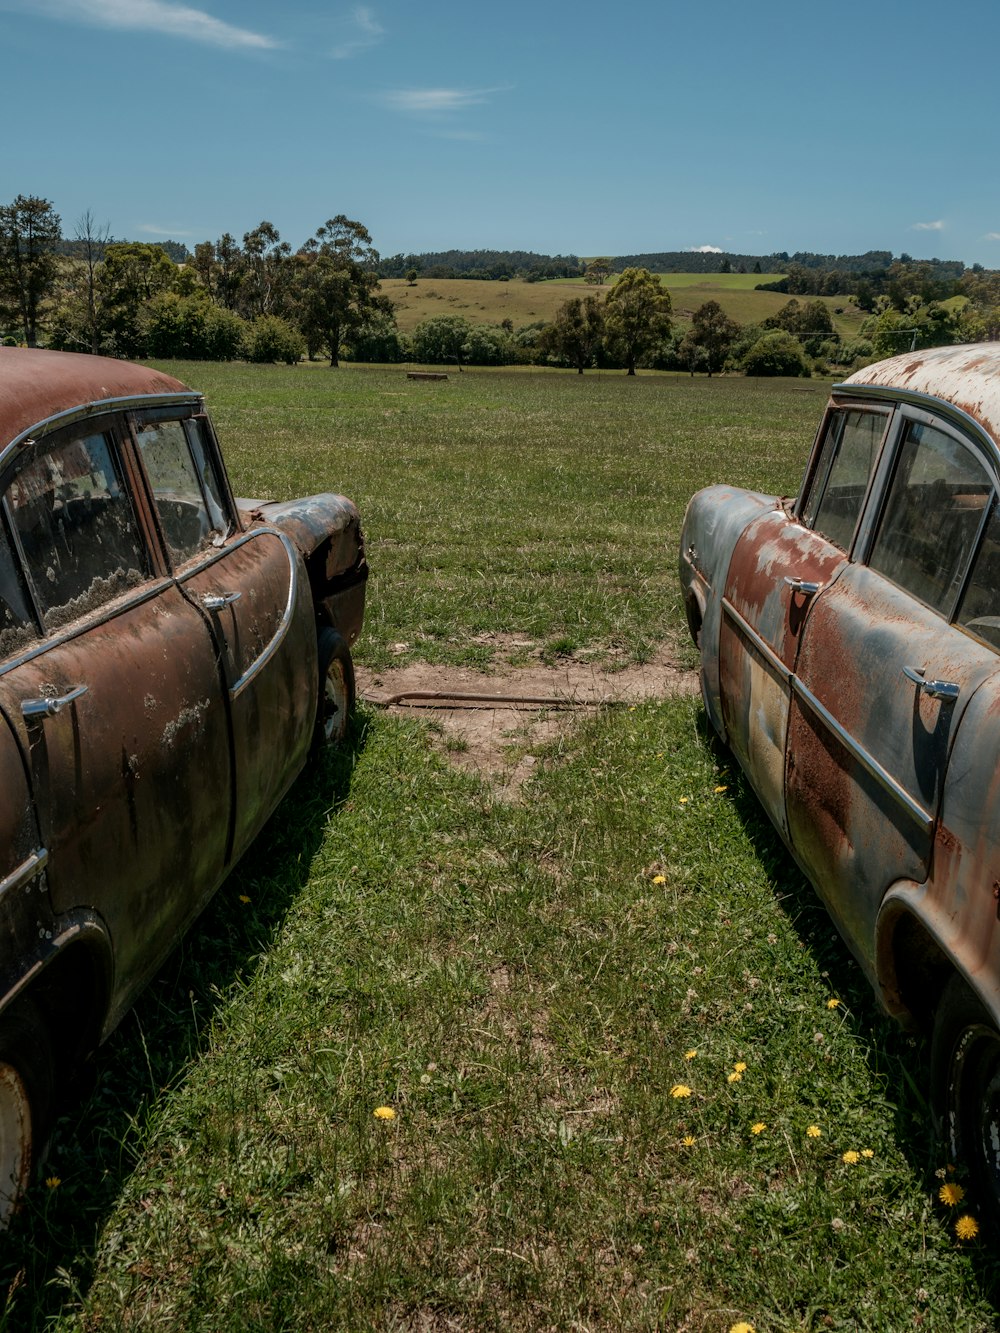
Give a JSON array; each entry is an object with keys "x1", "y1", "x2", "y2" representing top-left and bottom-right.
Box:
[
  {"x1": 0, "y1": 518, "x2": 38, "y2": 659},
  {"x1": 801, "y1": 409, "x2": 886, "y2": 551},
  {"x1": 136, "y1": 419, "x2": 228, "y2": 564},
  {"x1": 958, "y1": 500, "x2": 1000, "y2": 650},
  {"x1": 6, "y1": 431, "x2": 148, "y2": 632},
  {"x1": 868, "y1": 420, "x2": 992, "y2": 617}
]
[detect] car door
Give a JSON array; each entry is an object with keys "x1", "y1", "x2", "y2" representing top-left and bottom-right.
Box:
[
  {"x1": 785, "y1": 408, "x2": 1000, "y2": 970},
  {"x1": 134, "y1": 411, "x2": 316, "y2": 864},
  {"x1": 0, "y1": 416, "x2": 232, "y2": 1015},
  {"x1": 719, "y1": 406, "x2": 890, "y2": 837}
]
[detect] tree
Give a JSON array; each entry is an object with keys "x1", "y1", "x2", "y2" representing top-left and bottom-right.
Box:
[
  {"x1": 585, "y1": 257, "x2": 614, "y2": 286},
  {"x1": 687, "y1": 300, "x2": 740, "y2": 376},
  {"x1": 410, "y1": 315, "x2": 473, "y2": 364},
  {"x1": 74, "y1": 209, "x2": 110, "y2": 354},
  {"x1": 742, "y1": 329, "x2": 810, "y2": 377},
  {"x1": 603, "y1": 267, "x2": 672, "y2": 374},
  {"x1": 97, "y1": 242, "x2": 176, "y2": 357},
  {"x1": 405, "y1": 268, "x2": 418, "y2": 286},
  {"x1": 239, "y1": 221, "x2": 291, "y2": 319},
  {"x1": 540, "y1": 295, "x2": 605, "y2": 373},
  {"x1": 245, "y1": 314, "x2": 304, "y2": 365},
  {"x1": 295, "y1": 216, "x2": 383, "y2": 367},
  {"x1": 0, "y1": 195, "x2": 62, "y2": 346}
]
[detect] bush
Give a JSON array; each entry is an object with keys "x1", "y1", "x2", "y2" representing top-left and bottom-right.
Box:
[
  {"x1": 742, "y1": 329, "x2": 811, "y2": 377},
  {"x1": 460, "y1": 324, "x2": 516, "y2": 366},
  {"x1": 245, "y1": 315, "x2": 305, "y2": 365},
  {"x1": 344, "y1": 314, "x2": 408, "y2": 363},
  {"x1": 410, "y1": 315, "x2": 472, "y2": 364}
]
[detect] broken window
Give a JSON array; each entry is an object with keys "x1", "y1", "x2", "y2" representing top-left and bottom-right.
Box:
[{"x1": 137, "y1": 418, "x2": 229, "y2": 565}]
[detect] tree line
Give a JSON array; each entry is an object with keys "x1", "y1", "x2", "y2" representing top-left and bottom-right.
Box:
[{"x1": 2, "y1": 194, "x2": 999, "y2": 376}]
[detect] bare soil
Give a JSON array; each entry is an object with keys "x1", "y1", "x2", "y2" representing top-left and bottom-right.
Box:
[{"x1": 357, "y1": 639, "x2": 698, "y2": 797}]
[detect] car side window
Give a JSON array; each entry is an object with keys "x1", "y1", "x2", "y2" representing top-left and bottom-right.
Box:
[
  {"x1": 5, "y1": 431, "x2": 148, "y2": 632},
  {"x1": 801, "y1": 409, "x2": 886, "y2": 551},
  {"x1": 868, "y1": 421, "x2": 992, "y2": 617},
  {"x1": 957, "y1": 501, "x2": 1000, "y2": 650},
  {"x1": 136, "y1": 418, "x2": 228, "y2": 564},
  {"x1": 0, "y1": 518, "x2": 39, "y2": 658}
]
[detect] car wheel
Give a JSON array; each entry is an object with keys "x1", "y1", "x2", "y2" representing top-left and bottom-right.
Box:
[
  {"x1": 313, "y1": 627, "x2": 355, "y2": 751},
  {"x1": 931, "y1": 972, "x2": 1000, "y2": 1225},
  {"x1": 0, "y1": 1002, "x2": 54, "y2": 1226}
]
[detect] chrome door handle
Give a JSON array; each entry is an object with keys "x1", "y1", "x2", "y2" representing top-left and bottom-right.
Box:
[
  {"x1": 21, "y1": 684, "x2": 88, "y2": 719},
  {"x1": 902, "y1": 665, "x2": 960, "y2": 701},
  {"x1": 784, "y1": 576, "x2": 823, "y2": 596},
  {"x1": 201, "y1": 591, "x2": 242, "y2": 612}
]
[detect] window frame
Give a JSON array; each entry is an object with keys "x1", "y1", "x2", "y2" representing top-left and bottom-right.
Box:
[{"x1": 796, "y1": 403, "x2": 893, "y2": 554}]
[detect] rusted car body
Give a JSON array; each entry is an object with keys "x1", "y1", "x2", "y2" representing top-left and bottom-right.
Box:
[
  {"x1": 0, "y1": 347, "x2": 366, "y2": 1220},
  {"x1": 681, "y1": 344, "x2": 1000, "y2": 1217}
]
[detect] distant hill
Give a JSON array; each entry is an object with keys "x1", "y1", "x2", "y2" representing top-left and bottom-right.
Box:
[
  {"x1": 379, "y1": 249, "x2": 584, "y2": 281},
  {"x1": 56, "y1": 238, "x2": 189, "y2": 263}
]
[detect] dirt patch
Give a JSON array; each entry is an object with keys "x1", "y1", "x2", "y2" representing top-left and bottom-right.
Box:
[{"x1": 357, "y1": 641, "x2": 698, "y2": 797}]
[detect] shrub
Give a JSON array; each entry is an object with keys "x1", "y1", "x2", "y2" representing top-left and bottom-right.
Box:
[
  {"x1": 742, "y1": 329, "x2": 811, "y2": 377},
  {"x1": 245, "y1": 315, "x2": 305, "y2": 365}
]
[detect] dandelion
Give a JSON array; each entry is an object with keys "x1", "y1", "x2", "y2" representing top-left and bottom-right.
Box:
[
  {"x1": 239, "y1": 894, "x2": 251, "y2": 904},
  {"x1": 45, "y1": 1176, "x2": 60, "y2": 1189},
  {"x1": 842, "y1": 1150, "x2": 860, "y2": 1164},
  {"x1": 373, "y1": 1105, "x2": 396, "y2": 1121},
  {"x1": 733, "y1": 1061, "x2": 747, "y2": 1073},
  {"x1": 939, "y1": 1181, "x2": 965, "y2": 1207},
  {"x1": 681, "y1": 1135, "x2": 696, "y2": 1147},
  {"x1": 861, "y1": 1149, "x2": 874, "y2": 1159},
  {"x1": 670, "y1": 1084, "x2": 692, "y2": 1099},
  {"x1": 751, "y1": 1122, "x2": 766, "y2": 1135},
  {"x1": 679, "y1": 797, "x2": 690, "y2": 805},
  {"x1": 684, "y1": 1049, "x2": 697, "y2": 1061},
  {"x1": 806, "y1": 1124, "x2": 822, "y2": 1139},
  {"x1": 652, "y1": 874, "x2": 667, "y2": 885},
  {"x1": 714, "y1": 785, "x2": 728, "y2": 794},
  {"x1": 729, "y1": 1323, "x2": 756, "y2": 1333},
  {"x1": 955, "y1": 1214, "x2": 979, "y2": 1241},
  {"x1": 827, "y1": 998, "x2": 841, "y2": 1009},
  {"x1": 727, "y1": 1071, "x2": 743, "y2": 1083}
]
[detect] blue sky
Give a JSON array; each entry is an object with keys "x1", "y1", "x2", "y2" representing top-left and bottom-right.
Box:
[{"x1": 2, "y1": 0, "x2": 999, "y2": 266}]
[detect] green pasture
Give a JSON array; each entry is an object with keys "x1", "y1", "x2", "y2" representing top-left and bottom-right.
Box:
[
  {"x1": 382, "y1": 275, "x2": 868, "y2": 341},
  {"x1": 4, "y1": 365, "x2": 998, "y2": 1331}
]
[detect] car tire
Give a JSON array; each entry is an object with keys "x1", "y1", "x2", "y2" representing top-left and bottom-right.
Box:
[
  {"x1": 313, "y1": 627, "x2": 355, "y2": 752},
  {"x1": 931, "y1": 972, "x2": 1000, "y2": 1226},
  {"x1": 0, "y1": 1001, "x2": 54, "y2": 1227}
]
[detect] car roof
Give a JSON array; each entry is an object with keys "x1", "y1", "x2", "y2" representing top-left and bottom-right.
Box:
[
  {"x1": 0, "y1": 347, "x2": 195, "y2": 449},
  {"x1": 841, "y1": 343, "x2": 1000, "y2": 444}
]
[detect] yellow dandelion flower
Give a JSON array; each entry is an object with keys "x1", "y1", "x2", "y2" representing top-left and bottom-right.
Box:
[
  {"x1": 939, "y1": 1182, "x2": 965, "y2": 1207},
  {"x1": 842, "y1": 1150, "x2": 860, "y2": 1164},
  {"x1": 729, "y1": 1323, "x2": 756, "y2": 1333},
  {"x1": 806, "y1": 1124, "x2": 822, "y2": 1138},
  {"x1": 239, "y1": 894, "x2": 251, "y2": 904},
  {"x1": 681, "y1": 1135, "x2": 696, "y2": 1147},
  {"x1": 861, "y1": 1149, "x2": 874, "y2": 1159},
  {"x1": 733, "y1": 1061, "x2": 747, "y2": 1073},
  {"x1": 751, "y1": 1122, "x2": 767, "y2": 1135},
  {"x1": 670, "y1": 1084, "x2": 692, "y2": 1099},
  {"x1": 684, "y1": 1049, "x2": 697, "y2": 1060},
  {"x1": 727, "y1": 1070, "x2": 743, "y2": 1083},
  {"x1": 714, "y1": 785, "x2": 728, "y2": 794},
  {"x1": 373, "y1": 1105, "x2": 396, "y2": 1121},
  {"x1": 826, "y1": 997, "x2": 841, "y2": 1009},
  {"x1": 45, "y1": 1176, "x2": 60, "y2": 1189},
  {"x1": 679, "y1": 797, "x2": 689, "y2": 805},
  {"x1": 955, "y1": 1214, "x2": 979, "y2": 1241},
  {"x1": 652, "y1": 874, "x2": 667, "y2": 885}
]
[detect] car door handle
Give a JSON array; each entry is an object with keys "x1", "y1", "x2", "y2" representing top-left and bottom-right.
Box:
[
  {"x1": 21, "y1": 684, "x2": 88, "y2": 719},
  {"x1": 201, "y1": 591, "x2": 242, "y2": 612},
  {"x1": 902, "y1": 665, "x2": 960, "y2": 701},
  {"x1": 784, "y1": 576, "x2": 823, "y2": 596}
]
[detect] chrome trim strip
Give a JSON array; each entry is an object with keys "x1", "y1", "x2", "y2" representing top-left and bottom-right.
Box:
[
  {"x1": 0, "y1": 848, "x2": 48, "y2": 900},
  {"x1": 792, "y1": 677, "x2": 934, "y2": 834},
  {"x1": 178, "y1": 528, "x2": 300, "y2": 702},
  {"x1": 0, "y1": 393, "x2": 201, "y2": 472},
  {"x1": 721, "y1": 597, "x2": 790, "y2": 682}
]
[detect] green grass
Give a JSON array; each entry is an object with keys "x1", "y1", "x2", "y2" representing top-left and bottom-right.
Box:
[{"x1": 3, "y1": 366, "x2": 998, "y2": 1330}]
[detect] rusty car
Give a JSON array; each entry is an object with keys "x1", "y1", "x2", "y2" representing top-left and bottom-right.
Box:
[
  {"x1": 0, "y1": 346, "x2": 367, "y2": 1220},
  {"x1": 680, "y1": 343, "x2": 1000, "y2": 1218}
]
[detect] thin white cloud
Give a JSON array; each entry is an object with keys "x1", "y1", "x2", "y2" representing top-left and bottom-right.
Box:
[
  {"x1": 911, "y1": 220, "x2": 945, "y2": 232},
  {"x1": 381, "y1": 86, "x2": 504, "y2": 114},
  {"x1": 330, "y1": 5, "x2": 383, "y2": 58},
  {"x1": 3, "y1": 0, "x2": 279, "y2": 50},
  {"x1": 984, "y1": 232, "x2": 1000, "y2": 242},
  {"x1": 138, "y1": 223, "x2": 195, "y2": 236},
  {"x1": 689, "y1": 244, "x2": 723, "y2": 253}
]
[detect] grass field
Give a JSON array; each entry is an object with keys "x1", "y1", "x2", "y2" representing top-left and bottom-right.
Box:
[
  {"x1": 380, "y1": 275, "x2": 869, "y2": 342},
  {"x1": 3, "y1": 364, "x2": 999, "y2": 1331}
]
